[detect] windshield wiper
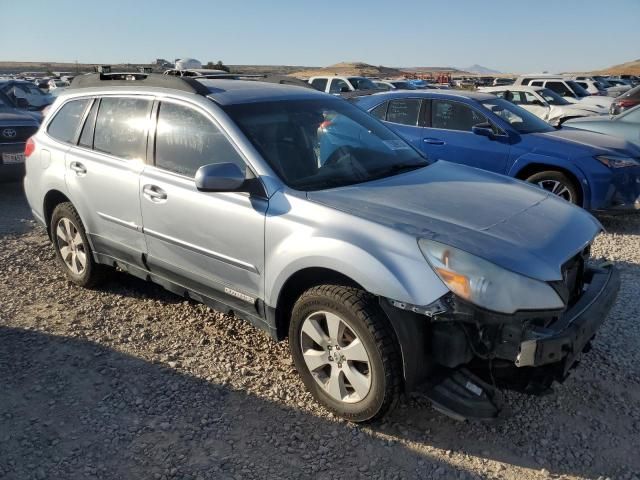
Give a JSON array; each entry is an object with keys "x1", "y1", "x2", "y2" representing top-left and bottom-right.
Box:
[{"x1": 370, "y1": 161, "x2": 429, "y2": 178}]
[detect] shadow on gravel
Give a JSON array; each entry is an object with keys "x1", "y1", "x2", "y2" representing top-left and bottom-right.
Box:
[
  {"x1": 0, "y1": 326, "x2": 490, "y2": 480},
  {"x1": 597, "y1": 212, "x2": 640, "y2": 235},
  {"x1": 0, "y1": 181, "x2": 33, "y2": 238}
]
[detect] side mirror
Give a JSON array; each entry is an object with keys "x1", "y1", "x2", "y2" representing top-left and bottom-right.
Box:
[
  {"x1": 472, "y1": 122, "x2": 495, "y2": 139},
  {"x1": 531, "y1": 99, "x2": 545, "y2": 107},
  {"x1": 340, "y1": 86, "x2": 350, "y2": 93},
  {"x1": 195, "y1": 162, "x2": 246, "y2": 192},
  {"x1": 16, "y1": 98, "x2": 29, "y2": 108}
]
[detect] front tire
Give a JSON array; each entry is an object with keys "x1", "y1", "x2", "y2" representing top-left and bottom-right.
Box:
[
  {"x1": 289, "y1": 285, "x2": 402, "y2": 422},
  {"x1": 50, "y1": 202, "x2": 108, "y2": 288},
  {"x1": 525, "y1": 171, "x2": 579, "y2": 205}
]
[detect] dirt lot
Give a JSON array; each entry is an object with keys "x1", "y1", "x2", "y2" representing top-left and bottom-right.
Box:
[{"x1": 1, "y1": 181, "x2": 639, "y2": 480}]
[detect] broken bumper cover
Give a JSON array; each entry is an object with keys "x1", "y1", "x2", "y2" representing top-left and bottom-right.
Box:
[{"x1": 515, "y1": 265, "x2": 619, "y2": 374}]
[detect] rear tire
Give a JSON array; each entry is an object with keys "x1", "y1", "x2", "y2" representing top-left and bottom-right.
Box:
[
  {"x1": 289, "y1": 285, "x2": 402, "y2": 422},
  {"x1": 525, "y1": 171, "x2": 580, "y2": 205},
  {"x1": 50, "y1": 202, "x2": 109, "y2": 288}
]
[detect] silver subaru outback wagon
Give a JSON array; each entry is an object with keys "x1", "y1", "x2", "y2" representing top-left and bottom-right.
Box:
[{"x1": 23, "y1": 73, "x2": 619, "y2": 421}]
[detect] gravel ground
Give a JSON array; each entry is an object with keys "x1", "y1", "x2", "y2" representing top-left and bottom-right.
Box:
[{"x1": 1, "y1": 181, "x2": 639, "y2": 480}]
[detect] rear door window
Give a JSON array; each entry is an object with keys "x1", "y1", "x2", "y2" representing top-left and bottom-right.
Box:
[
  {"x1": 154, "y1": 101, "x2": 245, "y2": 177},
  {"x1": 386, "y1": 99, "x2": 421, "y2": 126},
  {"x1": 93, "y1": 97, "x2": 152, "y2": 161},
  {"x1": 47, "y1": 99, "x2": 91, "y2": 144}
]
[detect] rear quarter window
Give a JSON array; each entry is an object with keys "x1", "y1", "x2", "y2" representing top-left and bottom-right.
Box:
[{"x1": 47, "y1": 99, "x2": 90, "y2": 144}]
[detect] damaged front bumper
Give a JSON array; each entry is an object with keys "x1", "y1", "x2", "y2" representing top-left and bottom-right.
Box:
[
  {"x1": 514, "y1": 265, "x2": 619, "y2": 375},
  {"x1": 381, "y1": 264, "x2": 619, "y2": 420}
]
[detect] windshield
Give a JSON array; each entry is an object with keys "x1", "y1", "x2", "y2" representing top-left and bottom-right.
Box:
[
  {"x1": 223, "y1": 99, "x2": 429, "y2": 191},
  {"x1": 347, "y1": 77, "x2": 377, "y2": 90},
  {"x1": 566, "y1": 81, "x2": 589, "y2": 98},
  {"x1": 538, "y1": 88, "x2": 570, "y2": 105},
  {"x1": 391, "y1": 81, "x2": 417, "y2": 90},
  {"x1": 619, "y1": 105, "x2": 640, "y2": 123},
  {"x1": 480, "y1": 98, "x2": 554, "y2": 134},
  {"x1": 0, "y1": 92, "x2": 11, "y2": 108}
]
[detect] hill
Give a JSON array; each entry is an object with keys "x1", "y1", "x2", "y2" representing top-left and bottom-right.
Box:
[
  {"x1": 292, "y1": 62, "x2": 405, "y2": 79},
  {"x1": 592, "y1": 58, "x2": 640, "y2": 75}
]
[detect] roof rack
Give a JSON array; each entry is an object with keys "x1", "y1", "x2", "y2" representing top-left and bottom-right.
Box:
[{"x1": 68, "y1": 73, "x2": 210, "y2": 95}]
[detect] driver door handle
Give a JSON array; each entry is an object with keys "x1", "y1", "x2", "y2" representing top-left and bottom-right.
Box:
[
  {"x1": 142, "y1": 185, "x2": 167, "y2": 202},
  {"x1": 424, "y1": 138, "x2": 445, "y2": 145}
]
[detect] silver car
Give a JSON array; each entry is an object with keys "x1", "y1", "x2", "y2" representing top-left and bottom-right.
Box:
[{"x1": 24, "y1": 73, "x2": 619, "y2": 422}]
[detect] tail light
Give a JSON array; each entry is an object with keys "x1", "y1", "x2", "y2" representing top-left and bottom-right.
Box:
[
  {"x1": 24, "y1": 137, "x2": 35, "y2": 157},
  {"x1": 618, "y1": 99, "x2": 638, "y2": 108}
]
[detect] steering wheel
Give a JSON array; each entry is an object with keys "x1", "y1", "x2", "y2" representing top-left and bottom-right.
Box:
[{"x1": 323, "y1": 146, "x2": 368, "y2": 179}]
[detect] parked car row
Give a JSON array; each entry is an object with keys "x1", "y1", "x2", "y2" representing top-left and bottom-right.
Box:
[
  {"x1": 351, "y1": 89, "x2": 640, "y2": 212},
  {"x1": 19, "y1": 73, "x2": 625, "y2": 423}
]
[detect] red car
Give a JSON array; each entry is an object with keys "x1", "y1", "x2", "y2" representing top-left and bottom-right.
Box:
[{"x1": 610, "y1": 85, "x2": 640, "y2": 115}]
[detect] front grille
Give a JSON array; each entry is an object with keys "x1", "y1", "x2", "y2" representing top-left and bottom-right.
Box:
[{"x1": 0, "y1": 126, "x2": 38, "y2": 143}]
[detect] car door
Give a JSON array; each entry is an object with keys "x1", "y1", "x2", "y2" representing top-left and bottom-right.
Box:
[
  {"x1": 63, "y1": 95, "x2": 151, "y2": 268},
  {"x1": 139, "y1": 98, "x2": 266, "y2": 307},
  {"x1": 422, "y1": 99, "x2": 510, "y2": 173}
]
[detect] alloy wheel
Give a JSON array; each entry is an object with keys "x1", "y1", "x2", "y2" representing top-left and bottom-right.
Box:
[
  {"x1": 299, "y1": 311, "x2": 372, "y2": 403},
  {"x1": 55, "y1": 217, "x2": 87, "y2": 275},
  {"x1": 537, "y1": 179, "x2": 574, "y2": 203}
]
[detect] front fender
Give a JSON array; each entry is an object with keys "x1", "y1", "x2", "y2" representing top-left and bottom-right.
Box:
[
  {"x1": 266, "y1": 236, "x2": 448, "y2": 308},
  {"x1": 508, "y1": 153, "x2": 592, "y2": 209}
]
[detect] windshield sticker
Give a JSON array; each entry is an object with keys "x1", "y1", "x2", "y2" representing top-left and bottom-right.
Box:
[{"x1": 383, "y1": 140, "x2": 411, "y2": 151}]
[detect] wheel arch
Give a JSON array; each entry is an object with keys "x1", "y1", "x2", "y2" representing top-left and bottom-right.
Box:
[
  {"x1": 43, "y1": 189, "x2": 72, "y2": 238},
  {"x1": 510, "y1": 161, "x2": 589, "y2": 208},
  {"x1": 272, "y1": 267, "x2": 364, "y2": 340}
]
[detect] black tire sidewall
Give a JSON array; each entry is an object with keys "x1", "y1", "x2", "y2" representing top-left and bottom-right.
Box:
[
  {"x1": 526, "y1": 171, "x2": 579, "y2": 205},
  {"x1": 50, "y1": 203, "x2": 97, "y2": 287},
  {"x1": 289, "y1": 292, "x2": 388, "y2": 421}
]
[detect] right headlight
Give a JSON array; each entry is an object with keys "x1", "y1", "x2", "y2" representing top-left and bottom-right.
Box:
[
  {"x1": 596, "y1": 155, "x2": 640, "y2": 168},
  {"x1": 418, "y1": 239, "x2": 565, "y2": 314}
]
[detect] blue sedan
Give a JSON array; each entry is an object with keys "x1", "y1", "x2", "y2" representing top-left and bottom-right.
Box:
[{"x1": 351, "y1": 90, "x2": 640, "y2": 213}]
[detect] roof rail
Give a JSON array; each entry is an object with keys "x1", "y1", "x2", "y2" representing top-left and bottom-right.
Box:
[{"x1": 68, "y1": 73, "x2": 210, "y2": 95}]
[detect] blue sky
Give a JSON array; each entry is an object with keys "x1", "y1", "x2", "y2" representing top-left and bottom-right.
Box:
[{"x1": 3, "y1": 0, "x2": 639, "y2": 73}]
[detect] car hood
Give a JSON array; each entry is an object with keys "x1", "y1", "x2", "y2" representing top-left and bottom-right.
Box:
[
  {"x1": 522, "y1": 128, "x2": 640, "y2": 158},
  {"x1": 307, "y1": 161, "x2": 601, "y2": 282}
]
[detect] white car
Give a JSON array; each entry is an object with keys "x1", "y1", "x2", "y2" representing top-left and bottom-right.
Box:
[
  {"x1": 47, "y1": 79, "x2": 69, "y2": 90},
  {"x1": 513, "y1": 76, "x2": 614, "y2": 109},
  {"x1": 480, "y1": 85, "x2": 605, "y2": 126},
  {"x1": 571, "y1": 76, "x2": 631, "y2": 98},
  {"x1": 308, "y1": 76, "x2": 378, "y2": 95}
]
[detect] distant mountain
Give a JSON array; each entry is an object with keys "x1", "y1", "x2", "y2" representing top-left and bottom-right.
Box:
[{"x1": 462, "y1": 64, "x2": 502, "y2": 75}]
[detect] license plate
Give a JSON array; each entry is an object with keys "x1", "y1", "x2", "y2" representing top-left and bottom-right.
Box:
[{"x1": 2, "y1": 153, "x2": 25, "y2": 164}]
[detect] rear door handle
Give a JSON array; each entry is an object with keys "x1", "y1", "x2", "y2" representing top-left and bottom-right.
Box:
[
  {"x1": 69, "y1": 161, "x2": 87, "y2": 175},
  {"x1": 142, "y1": 185, "x2": 167, "y2": 202},
  {"x1": 423, "y1": 138, "x2": 445, "y2": 145}
]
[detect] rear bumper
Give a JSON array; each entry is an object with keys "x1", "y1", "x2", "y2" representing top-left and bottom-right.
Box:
[
  {"x1": 0, "y1": 142, "x2": 26, "y2": 181},
  {"x1": 514, "y1": 265, "x2": 619, "y2": 375}
]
